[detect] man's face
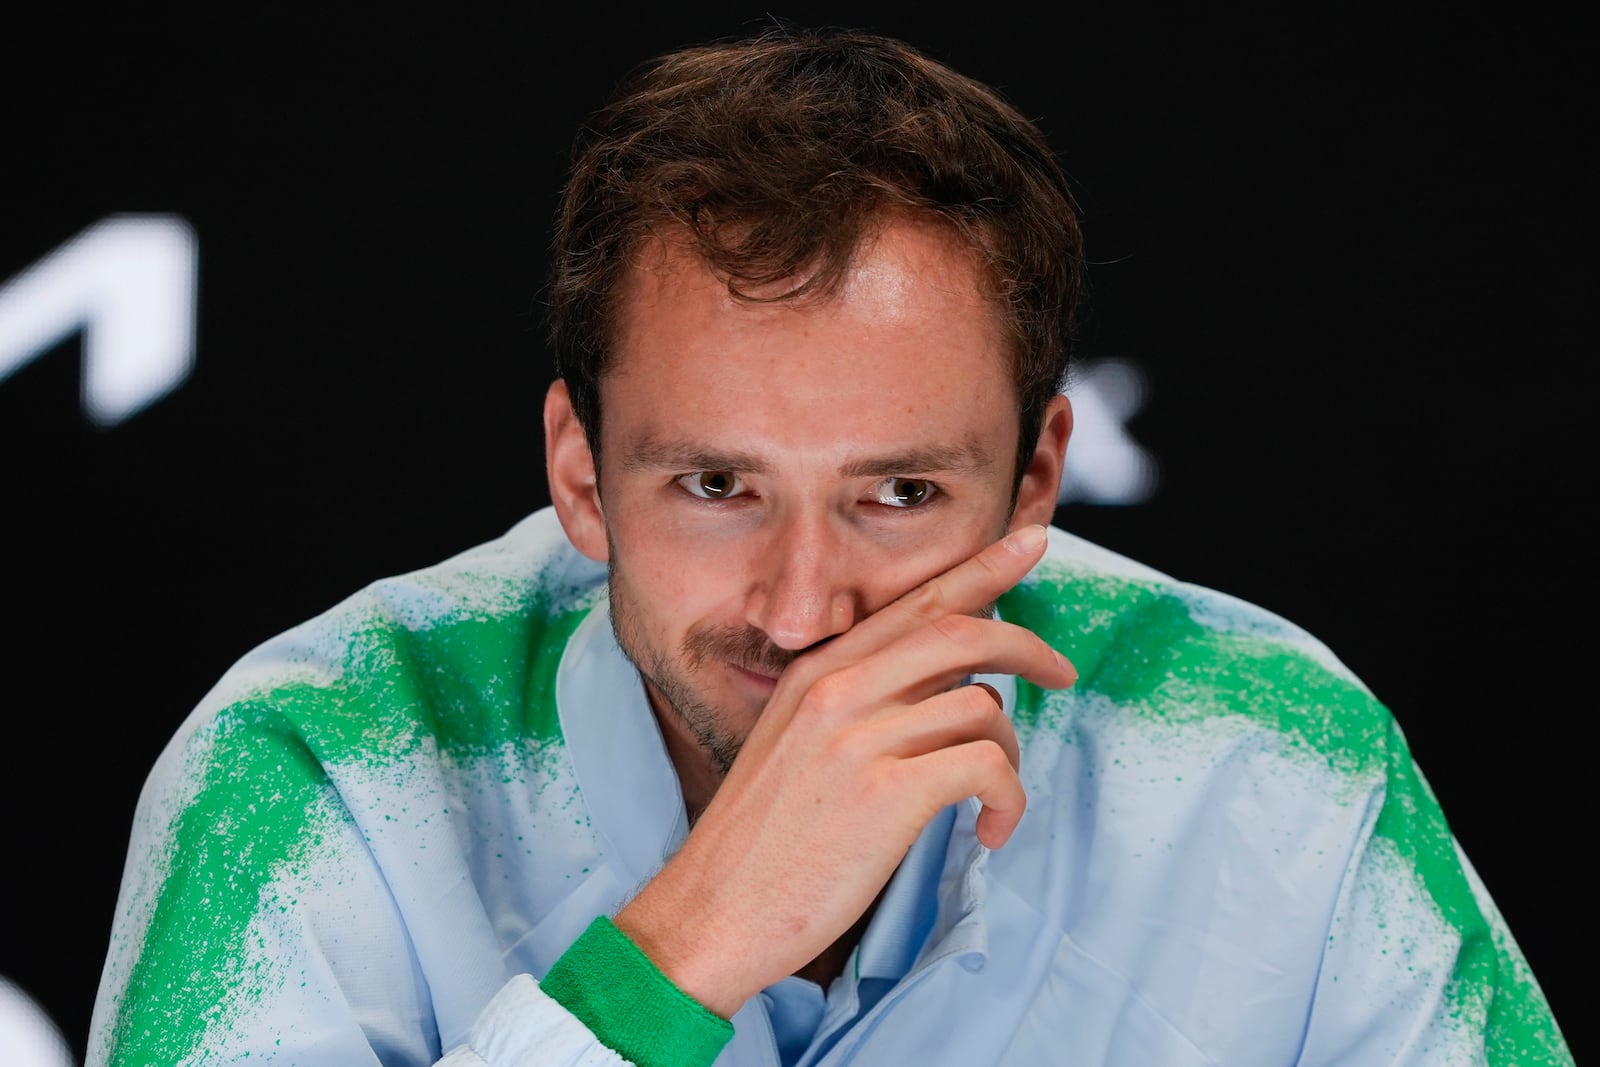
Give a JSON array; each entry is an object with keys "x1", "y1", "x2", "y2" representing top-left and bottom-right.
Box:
[{"x1": 561, "y1": 216, "x2": 1055, "y2": 777}]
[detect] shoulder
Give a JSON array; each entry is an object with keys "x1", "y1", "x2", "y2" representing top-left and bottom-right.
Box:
[
  {"x1": 160, "y1": 507, "x2": 607, "y2": 784},
  {"x1": 1003, "y1": 525, "x2": 1387, "y2": 753},
  {"x1": 999, "y1": 525, "x2": 1399, "y2": 870}
]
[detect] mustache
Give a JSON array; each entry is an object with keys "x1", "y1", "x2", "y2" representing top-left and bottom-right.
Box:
[
  {"x1": 679, "y1": 599, "x2": 999, "y2": 681},
  {"x1": 683, "y1": 625, "x2": 798, "y2": 679}
]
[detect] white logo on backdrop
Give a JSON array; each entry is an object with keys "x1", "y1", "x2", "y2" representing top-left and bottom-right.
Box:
[
  {"x1": 0, "y1": 215, "x2": 198, "y2": 426},
  {"x1": 1061, "y1": 357, "x2": 1157, "y2": 505}
]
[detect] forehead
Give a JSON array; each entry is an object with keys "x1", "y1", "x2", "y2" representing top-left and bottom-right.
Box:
[{"x1": 603, "y1": 217, "x2": 1016, "y2": 435}]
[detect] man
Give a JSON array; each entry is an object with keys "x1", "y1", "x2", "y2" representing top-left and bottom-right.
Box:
[{"x1": 87, "y1": 25, "x2": 1571, "y2": 1067}]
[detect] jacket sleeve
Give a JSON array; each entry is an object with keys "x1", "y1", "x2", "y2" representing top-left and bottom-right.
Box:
[
  {"x1": 440, "y1": 975, "x2": 635, "y2": 1067},
  {"x1": 86, "y1": 686, "x2": 727, "y2": 1067},
  {"x1": 444, "y1": 920, "x2": 731, "y2": 1067},
  {"x1": 1296, "y1": 712, "x2": 1573, "y2": 1067}
]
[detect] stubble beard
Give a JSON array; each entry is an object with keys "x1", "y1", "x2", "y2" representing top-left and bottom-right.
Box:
[
  {"x1": 605, "y1": 545, "x2": 1005, "y2": 780},
  {"x1": 607, "y1": 573, "x2": 796, "y2": 779}
]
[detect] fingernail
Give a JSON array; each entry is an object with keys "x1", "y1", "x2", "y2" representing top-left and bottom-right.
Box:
[{"x1": 1005, "y1": 524, "x2": 1046, "y2": 555}]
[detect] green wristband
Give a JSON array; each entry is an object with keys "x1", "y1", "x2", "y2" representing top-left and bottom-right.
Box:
[{"x1": 541, "y1": 915, "x2": 735, "y2": 1067}]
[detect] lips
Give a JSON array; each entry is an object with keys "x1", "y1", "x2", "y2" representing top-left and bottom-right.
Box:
[{"x1": 730, "y1": 662, "x2": 780, "y2": 685}]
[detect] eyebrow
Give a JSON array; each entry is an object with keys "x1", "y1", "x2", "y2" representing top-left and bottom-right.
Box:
[
  {"x1": 618, "y1": 436, "x2": 997, "y2": 477},
  {"x1": 618, "y1": 441, "x2": 765, "y2": 474},
  {"x1": 839, "y1": 444, "x2": 996, "y2": 477}
]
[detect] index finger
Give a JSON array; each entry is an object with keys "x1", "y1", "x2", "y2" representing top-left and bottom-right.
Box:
[{"x1": 797, "y1": 523, "x2": 1052, "y2": 677}]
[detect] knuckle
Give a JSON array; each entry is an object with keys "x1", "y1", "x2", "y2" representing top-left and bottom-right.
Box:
[
  {"x1": 965, "y1": 681, "x2": 1003, "y2": 715},
  {"x1": 856, "y1": 759, "x2": 902, "y2": 807},
  {"x1": 897, "y1": 576, "x2": 950, "y2": 620},
  {"x1": 973, "y1": 738, "x2": 1013, "y2": 775},
  {"x1": 944, "y1": 684, "x2": 993, "y2": 725},
  {"x1": 800, "y1": 669, "x2": 854, "y2": 718},
  {"x1": 819, "y1": 725, "x2": 865, "y2": 768},
  {"x1": 929, "y1": 612, "x2": 982, "y2": 646},
  {"x1": 972, "y1": 545, "x2": 1008, "y2": 581}
]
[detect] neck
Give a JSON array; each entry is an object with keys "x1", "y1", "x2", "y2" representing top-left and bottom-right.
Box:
[
  {"x1": 638, "y1": 678, "x2": 725, "y2": 823},
  {"x1": 656, "y1": 712, "x2": 722, "y2": 825}
]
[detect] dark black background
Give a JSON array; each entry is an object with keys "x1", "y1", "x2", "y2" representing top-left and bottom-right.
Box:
[{"x1": 3, "y1": 7, "x2": 1589, "y2": 1064}]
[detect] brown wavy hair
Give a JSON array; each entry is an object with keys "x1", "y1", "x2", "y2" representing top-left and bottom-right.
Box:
[{"x1": 547, "y1": 25, "x2": 1084, "y2": 491}]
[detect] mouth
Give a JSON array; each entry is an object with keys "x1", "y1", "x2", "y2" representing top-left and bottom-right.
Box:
[{"x1": 729, "y1": 662, "x2": 780, "y2": 689}]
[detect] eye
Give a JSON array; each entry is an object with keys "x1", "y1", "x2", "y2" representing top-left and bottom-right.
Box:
[
  {"x1": 869, "y1": 477, "x2": 938, "y2": 508},
  {"x1": 676, "y1": 471, "x2": 746, "y2": 499}
]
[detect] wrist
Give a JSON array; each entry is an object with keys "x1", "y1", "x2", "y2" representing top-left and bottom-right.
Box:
[
  {"x1": 542, "y1": 915, "x2": 733, "y2": 1067},
  {"x1": 615, "y1": 887, "x2": 756, "y2": 1019}
]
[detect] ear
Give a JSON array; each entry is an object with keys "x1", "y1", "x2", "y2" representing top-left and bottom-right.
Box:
[
  {"x1": 1010, "y1": 392, "x2": 1072, "y2": 531},
  {"x1": 544, "y1": 379, "x2": 609, "y2": 563}
]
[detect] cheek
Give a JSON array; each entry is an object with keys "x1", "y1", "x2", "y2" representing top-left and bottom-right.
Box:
[
  {"x1": 609, "y1": 525, "x2": 743, "y2": 621},
  {"x1": 852, "y1": 525, "x2": 1004, "y2": 617}
]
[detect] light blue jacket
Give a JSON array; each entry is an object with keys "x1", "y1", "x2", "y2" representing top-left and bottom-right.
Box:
[{"x1": 88, "y1": 508, "x2": 1571, "y2": 1065}]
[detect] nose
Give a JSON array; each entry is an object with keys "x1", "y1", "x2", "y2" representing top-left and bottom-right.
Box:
[{"x1": 744, "y1": 513, "x2": 861, "y2": 652}]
